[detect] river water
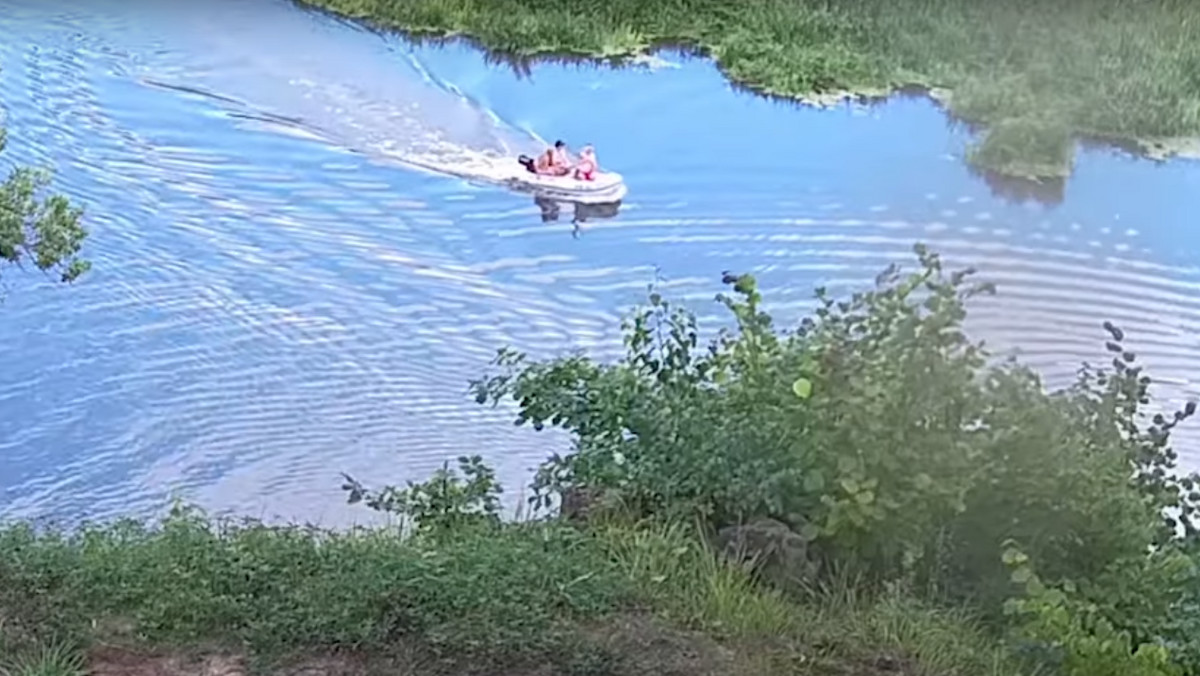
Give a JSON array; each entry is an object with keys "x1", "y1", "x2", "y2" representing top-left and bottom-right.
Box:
[{"x1": 2, "y1": 0, "x2": 1200, "y2": 526}]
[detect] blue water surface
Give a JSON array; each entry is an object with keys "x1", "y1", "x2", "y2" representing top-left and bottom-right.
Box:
[{"x1": 2, "y1": 0, "x2": 1199, "y2": 526}]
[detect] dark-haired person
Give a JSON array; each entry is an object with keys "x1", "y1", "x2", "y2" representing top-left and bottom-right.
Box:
[{"x1": 518, "y1": 140, "x2": 570, "y2": 176}]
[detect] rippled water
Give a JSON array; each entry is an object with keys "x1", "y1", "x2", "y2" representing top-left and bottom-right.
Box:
[{"x1": 3, "y1": 0, "x2": 1200, "y2": 526}]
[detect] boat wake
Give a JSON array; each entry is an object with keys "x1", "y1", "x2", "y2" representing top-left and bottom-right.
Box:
[{"x1": 127, "y1": 0, "x2": 603, "y2": 201}]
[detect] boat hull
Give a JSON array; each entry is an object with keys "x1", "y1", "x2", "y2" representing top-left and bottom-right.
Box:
[{"x1": 503, "y1": 169, "x2": 627, "y2": 204}]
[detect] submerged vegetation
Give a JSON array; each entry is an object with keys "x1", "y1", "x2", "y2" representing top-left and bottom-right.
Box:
[
  {"x1": 4, "y1": 244, "x2": 1200, "y2": 675},
  {"x1": 294, "y1": 0, "x2": 1200, "y2": 180}
]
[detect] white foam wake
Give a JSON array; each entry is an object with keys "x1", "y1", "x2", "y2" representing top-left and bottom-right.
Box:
[{"x1": 124, "y1": 0, "x2": 547, "y2": 188}]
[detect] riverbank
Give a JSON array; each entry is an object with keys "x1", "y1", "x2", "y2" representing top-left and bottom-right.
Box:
[
  {"x1": 293, "y1": 0, "x2": 1200, "y2": 181},
  {"x1": 0, "y1": 505, "x2": 1019, "y2": 676},
  {"x1": 5, "y1": 245, "x2": 1200, "y2": 676}
]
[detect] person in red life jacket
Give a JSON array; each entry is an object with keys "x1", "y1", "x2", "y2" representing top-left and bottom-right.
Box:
[{"x1": 573, "y1": 144, "x2": 598, "y2": 181}]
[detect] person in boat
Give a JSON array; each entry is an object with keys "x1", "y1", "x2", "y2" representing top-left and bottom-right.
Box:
[
  {"x1": 518, "y1": 140, "x2": 570, "y2": 176},
  {"x1": 573, "y1": 144, "x2": 598, "y2": 181}
]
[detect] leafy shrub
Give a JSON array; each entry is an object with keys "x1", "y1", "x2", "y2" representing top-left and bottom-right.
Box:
[
  {"x1": 1002, "y1": 541, "x2": 1182, "y2": 676},
  {"x1": 465, "y1": 243, "x2": 1200, "y2": 669},
  {"x1": 341, "y1": 454, "x2": 503, "y2": 536}
]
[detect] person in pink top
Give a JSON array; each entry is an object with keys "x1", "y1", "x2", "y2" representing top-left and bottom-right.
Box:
[{"x1": 573, "y1": 144, "x2": 598, "y2": 181}]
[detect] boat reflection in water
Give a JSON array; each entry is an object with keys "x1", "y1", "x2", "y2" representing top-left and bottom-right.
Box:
[{"x1": 532, "y1": 194, "x2": 623, "y2": 237}]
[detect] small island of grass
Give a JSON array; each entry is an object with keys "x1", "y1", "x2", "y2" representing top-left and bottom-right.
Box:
[{"x1": 292, "y1": 0, "x2": 1200, "y2": 182}]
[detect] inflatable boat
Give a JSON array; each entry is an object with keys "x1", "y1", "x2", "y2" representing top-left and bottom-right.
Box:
[
  {"x1": 372, "y1": 148, "x2": 627, "y2": 205},
  {"x1": 508, "y1": 155, "x2": 627, "y2": 204}
]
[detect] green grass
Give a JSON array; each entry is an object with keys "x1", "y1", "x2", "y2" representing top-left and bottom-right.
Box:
[
  {"x1": 0, "y1": 504, "x2": 631, "y2": 667},
  {"x1": 0, "y1": 640, "x2": 86, "y2": 676},
  {"x1": 293, "y1": 0, "x2": 1200, "y2": 180},
  {"x1": 0, "y1": 504, "x2": 1028, "y2": 675}
]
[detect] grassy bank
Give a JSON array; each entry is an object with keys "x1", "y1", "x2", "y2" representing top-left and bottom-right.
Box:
[
  {"x1": 293, "y1": 0, "x2": 1200, "y2": 181},
  {"x1": 5, "y1": 244, "x2": 1200, "y2": 675},
  {"x1": 0, "y1": 504, "x2": 1019, "y2": 676}
]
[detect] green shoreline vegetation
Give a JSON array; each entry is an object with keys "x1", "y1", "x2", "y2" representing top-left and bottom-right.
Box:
[
  {"x1": 4, "y1": 244, "x2": 1200, "y2": 675},
  {"x1": 293, "y1": 0, "x2": 1200, "y2": 182}
]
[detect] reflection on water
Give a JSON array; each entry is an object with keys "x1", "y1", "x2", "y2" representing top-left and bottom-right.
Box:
[
  {"x1": 1, "y1": 0, "x2": 1199, "y2": 527},
  {"x1": 532, "y1": 195, "x2": 625, "y2": 238},
  {"x1": 971, "y1": 167, "x2": 1066, "y2": 207}
]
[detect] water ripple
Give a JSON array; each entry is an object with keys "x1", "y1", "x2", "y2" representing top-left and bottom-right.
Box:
[{"x1": 1, "y1": 0, "x2": 1199, "y2": 526}]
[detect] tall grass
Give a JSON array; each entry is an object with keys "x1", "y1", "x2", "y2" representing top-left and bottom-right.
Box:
[
  {"x1": 596, "y1": 520, "x2": 1029, "y2": 674},
  {"x1": 0, "y1": 640, "x2": 86, "y2": 676},
  {"x1": 0, "y1": 504, "x2": 632, "y2": 667},
  {"x1": 801, "y1": 573, "x2": 1039, "y2": 676},
  {"x1": 296, "y1": 0, "x2": 1200, "y2": 179},
  {"x1": 596, "y1": 520, "x2": 798, "y2": 637},
  {"x1": 0, "y1": 503, "x2": 1031, "y2": 675}
]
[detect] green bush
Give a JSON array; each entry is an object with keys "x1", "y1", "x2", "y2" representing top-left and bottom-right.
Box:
[
  {"x1": 466, "y1": 243, "x2": 1200, "y2": 671},
  {"x1": 1002, "y1": 542, "x2": 1183, "y2": 676},
  {"x1": 343, "y1": 435, "x2": 1029, "y2": 676},
  {"x1": 341, "y1": 454, "x2": 504, "y2": 536}
]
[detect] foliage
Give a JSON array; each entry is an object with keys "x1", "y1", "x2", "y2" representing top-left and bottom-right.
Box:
[
  {"x1": 602, "y1": 519, "x2": 1026, "y2": 676},
  {"x1": 296, "y1": 0, "x2": 1200, "y2": 180},
  {"x1": 0, "y1": 115, "x2": 90, "y2": 287},
  {"x1": 1001, "y1": 541, "x2": 1182, "y2": 676},
  {"x1": 0, "y1": 496, "x2": 1030, "y2": 676},
  {"x1": 341, "y1": 454, "x2": 503, "y2": 536},
  {"x1": 1076, "y1": 546, "x2": 1200, "y2": 673},
  {"x1": 473, "y1": 243, "x2": 1196, "y2": 573},
  {"x1": 802, "y1": 575, "x2": 1030, "y2": 676},
  {"x1": 463, "y1": 242, "x2": 1200, "y2": 671},
  {"x1": 339, "y1": 437, "x2": 1028, "y2": 675}
]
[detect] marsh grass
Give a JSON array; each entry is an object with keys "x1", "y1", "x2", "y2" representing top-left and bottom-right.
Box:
[{"x1": 296, "y1": 0, "x2": 1200, "y2": 179}]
